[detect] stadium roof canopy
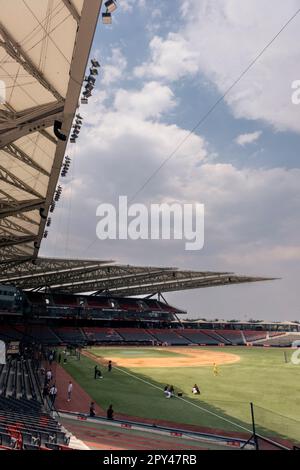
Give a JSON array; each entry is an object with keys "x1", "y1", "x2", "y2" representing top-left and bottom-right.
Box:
[
  {"x1": 0, "y1": 257, "x2": 276, "y2": 296},
  {"x1": 0, "y1": 0, "x2": 102, "y2": 264}
]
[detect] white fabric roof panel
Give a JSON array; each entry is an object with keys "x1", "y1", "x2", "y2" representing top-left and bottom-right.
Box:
[{"x1": 0, "y1": 0, "x2": 103, "y2": 264}]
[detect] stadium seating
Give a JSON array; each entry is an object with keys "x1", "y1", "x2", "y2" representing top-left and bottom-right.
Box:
[
  {"x1": 0, "y1": 357, "x2": 43, "y2": 402},
  {"x1": 243, "y1": 330, "x2": 268, "y2": 342},
  {"x1": 0, "y1": 325, "x2": 23, "y2": 342},
  {"x1": 116, "y1": 299, "x2": 142, "y2": 312},
  {"x1": 0, "y1": 357, "x2": 70, "y2": 450},
  {"x1": 143, "y1": 299, "x2": 166, "y2": 311},
  {"x1": 82, "y1": 327, "x2": 123, "y2": 343},
  {"x1": 51, "y1": 295, "x2": 78, "y2": 307},
  {"x1": 147, "y1": 329, "x2": 191, "y2": 345},
  {"x1": 85, "y1": 298, "x2": 112, "y2": 309},
  {"x1": 211, "y1": 330, "x2": 245, "y2": 345},
  {"x1": 268, "y1": 331, "x2": 287, "y2": 337},
  {"x1": 260, "y1": 333, "x2": 300, "y2": 347},
  {"x1": 180, "y1": 329, "x2": 220, "y2": 345},
  {"x1": 52, "y1": 327, "x2": 86, "y2": 345},
  {"x1": 115, "y1": 328, "x2": 154, "y2": 343},
  {"x1": 14, "y1": 326, "x2": 60, "y2": 345}
]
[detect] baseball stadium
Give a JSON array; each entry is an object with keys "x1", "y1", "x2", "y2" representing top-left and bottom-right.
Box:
[{"x1": 0, "y1": 0, "x2": 299, "y2": 453}]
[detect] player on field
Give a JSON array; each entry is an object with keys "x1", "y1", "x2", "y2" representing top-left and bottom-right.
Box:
[{"x1": 213, "y1": 362, "x2": 219, "y2": 376}]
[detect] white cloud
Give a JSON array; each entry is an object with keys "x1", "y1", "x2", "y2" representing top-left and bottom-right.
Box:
[
  {"x1": 101, "y1": 48, "x2": 127, "y2": 86},
  {"x1": 139, "y1": 0, "x2": 300, "y2": 133},
  {"x1": 113, "y1": 81, "x2": 176, "y2": 119},
  {"x1": 235, "y1": 131, "x2": 262, "y2": 146},
  {"x1": 134, "y1": 33, "x2": 199, "y2": 81},
  {"x1": 118, "y1": 0, "x2": 145, "y2": 12}
]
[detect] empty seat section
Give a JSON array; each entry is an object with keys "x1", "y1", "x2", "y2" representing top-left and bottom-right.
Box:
[
  {"x1": 211, "y1": 330, "x2": 244, "y2": 345},
  {"x1": 52, "y1": 327, "x2": 86, "y2": 345},
  {"x1": 82, "y1": 328, "x2": 122, "y2": 343},
  {"x1": 115, "y1": 328, "x2": 153, "y2": 342},
  {"x1": 180, "y1": 329, "x2": 219, "y2": 345},
  {"x1": 148, "y1": 329, "x2": 191, "y2": 345},
  {"x1": 0, "y1": 357, "x2": 70, "y2": 450},
  {"x1": 243, "y1": 330, "x2": 268, "y2": 342},
  {"x1": 261, "y1": 333, "x2": 300, "y2": 346}
]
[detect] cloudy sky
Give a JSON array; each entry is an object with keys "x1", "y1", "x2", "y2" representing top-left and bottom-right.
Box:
[{"x1": 41, "y1": 0, "x2": 300, "y2": 321}]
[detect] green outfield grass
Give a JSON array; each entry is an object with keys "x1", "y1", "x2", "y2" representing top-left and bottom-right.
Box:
[
  {"x1": 61, "y1": 346, "x2": 300, "y2": 445},
  {"x1": 90, "y1": 347, "x2": 189, "y2": 358}
]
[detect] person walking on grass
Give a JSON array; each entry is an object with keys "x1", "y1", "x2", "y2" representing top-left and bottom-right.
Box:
[{"x1": 67, "y1": 381, "x2": 73, "y2": 402}]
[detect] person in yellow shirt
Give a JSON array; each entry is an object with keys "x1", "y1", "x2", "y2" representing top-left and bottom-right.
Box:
[{"x1": 213, "y1": 362, "x2": 219, "y2": 376}]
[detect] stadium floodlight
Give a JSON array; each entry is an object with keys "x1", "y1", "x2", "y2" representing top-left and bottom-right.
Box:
[
  {"x1": 89, "y1": 67, "x2": 98, "y2": 76},
  {"x1": 81, "y1": 97, "x2": 88, "y2": 104},
  {"x1": 76, "y1": 114, "x2": 83, "y2": 120},
  {"x1": 105, "y1": 0, "x2": 117, "y2": 13},
  {"x1": 91, "y1": 59, "x2": 100, "y2": 68},
  {"x1": 85, "y1": 83, "x2": 94, "y2": 92},
  {"x1": 102, "y1": 12, "x2": 112, "y2": 24},
  {"x1": 85, "y1": 75, "x2": 96, "y2": 85},
  {"x1": 70, "y1": 138, "x2": 76, "y2": 143},
  {"x1": 83, "y1": 90, "x2": 92, "y2": 98}
]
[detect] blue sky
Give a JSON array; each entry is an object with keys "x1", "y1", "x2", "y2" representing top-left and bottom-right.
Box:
[{"x1": 42, "y1": 0, "x2": 300, "y2": 321}]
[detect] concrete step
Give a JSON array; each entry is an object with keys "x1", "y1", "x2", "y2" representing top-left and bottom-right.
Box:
[{"x1": 69, "y1": 434, "x2": 90, "y2": 450}]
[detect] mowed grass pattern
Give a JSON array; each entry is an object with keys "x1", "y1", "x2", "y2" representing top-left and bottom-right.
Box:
[
  {"x1": 90, "y1": 347, "x2": 189, "y2": 358},
  {"x1": 61, "y1": 346, "x2": 300, "y2": 445}
]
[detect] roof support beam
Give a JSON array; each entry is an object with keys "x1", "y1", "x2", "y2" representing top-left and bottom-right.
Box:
[
  {"x1": 0, "y1": 198, "x2": 45, "y2": 218},
  {"x1": 0, "y1": 218, "x2": 36, "y2": 236},
  {"x1": 0, "y1": 103, "x2": 64, "y2": 148},
  {"x1": 3, "y1": 143, "x2": 50, "y2": 176},
  {"x1": 0, "y1": 246, "x2": 33, "y2": 264},
  {"x1": 0, "y1": 22, "x2": 63, "y2": 101},
  {"x1": 62, "y1": 0, "x2": 81, "y2": 23},
  {"x1": 0, "y1": 165, "x2": 44, "y2": 198},
  {"x1": 0, "y1": 234, "x2": 37, "y2": 248}
]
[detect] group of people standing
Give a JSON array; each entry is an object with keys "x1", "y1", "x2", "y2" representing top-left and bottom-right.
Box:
[{"x1": 42, "y1": 368, "x2": 58, "y2": 407}]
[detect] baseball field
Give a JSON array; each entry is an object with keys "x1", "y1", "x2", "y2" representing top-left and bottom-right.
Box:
[{"x1": 61, "y1": 346, "x2": 300, "y2": 446}]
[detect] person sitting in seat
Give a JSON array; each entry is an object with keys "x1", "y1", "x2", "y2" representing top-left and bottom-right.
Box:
[{"x1": 192, "y1": 384, "x2": 200, "y2": 395}]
